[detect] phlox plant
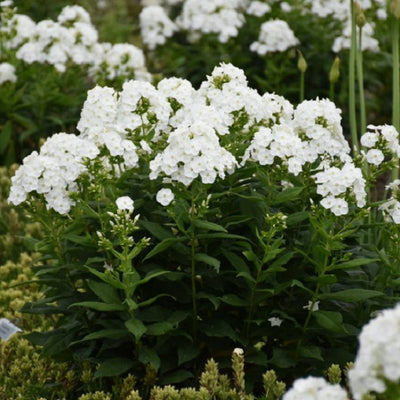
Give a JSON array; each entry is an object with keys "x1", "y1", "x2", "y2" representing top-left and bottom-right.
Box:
[
  {"x1": 8, "y1": 62, "x2": 400, "y2": 395},
  {"x1": 0, "y1": 3, "x2": 150, "y2": 165},
  {"x1": 138, "y1": 0, "x2": 392, "y2": 117}
]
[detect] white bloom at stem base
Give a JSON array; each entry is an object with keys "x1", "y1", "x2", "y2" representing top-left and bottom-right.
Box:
[
  {"x1": 303, "y1": 300, "x2": 319, "y2": 311},
  {"x1": 348, "y1": 303, "x2": 400, "y2": 400},
  {"x1": 268, "y1": 317, "x2": 283, "y2": 327},
  {"x1": 283, "y1": 377, "x2": 348, "y2": 400},
  {"x1": 116, "y1": 196, "x2": 134, "y2": 212},
  {"x1": 156, "y1": 188, "x2": 174, "y2": 206}
]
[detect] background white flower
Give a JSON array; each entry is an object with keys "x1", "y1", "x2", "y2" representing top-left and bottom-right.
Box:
[
  {"x1": 156, "y1": 188, "x2": 175, "y2": 206},
  {"x1": 116, "y1": 196, "x2": 134, "y2": 212}
]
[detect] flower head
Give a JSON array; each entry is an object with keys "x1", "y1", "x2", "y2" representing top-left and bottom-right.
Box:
[{"x1": 116, "y1": 196, "x2": 134, "y2": 212}]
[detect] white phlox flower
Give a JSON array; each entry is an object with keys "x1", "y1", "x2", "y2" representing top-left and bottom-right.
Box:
[
  {"x1": 140, "y1": 5, "x2": 177, "y2": 50},
  {"x1": 156, "y1": 188, "x2": 175, "y2": 206},
  {"x1": 0, "y1": 62, "x2": 17, "y2": 84},
  {"x1": 149, "y1": 121, "x2": 237, "y2": 185},
  {"x1": 8, "y1": 133, "x2": 99, "y2": 214},
  {"x1": 250, "y1": 19, "x2": 299, "y2": 56},
  {"x1": 283, "y1": 377, "x2": 348, "y2": 400},
  {"x1": 176, "y1": 0, "x2": 246, "y2": 43},
  {"x1": 116, "y1": 196, "x2": 134, "y2": 212},
  {"x1": 348, "y1": 303, "x2": 400, "y2": 400}
]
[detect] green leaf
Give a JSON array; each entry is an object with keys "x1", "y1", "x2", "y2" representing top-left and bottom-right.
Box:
[
  {"x1": 193, "y1": 219, "x2": 227, "y2": 232},
  {"x1": 87, "y1": 280, "x2": 121, "y2": 304},
  {"x1": 272, "y1": 186, "x2": 304, "y2": 205},
  {"x1": 143, "y1": 237, "x2": 187, "y2": 260},
  {"x1": 298, "y1": 345, "x2": 323, "y2": 361},
  {"x1": 72, "y1": 329, "x2": 127, "y2": 344},
  {"x1": 222, "y1": 250, "x2": 251, "y2": 275},
  {"x1": 94, "y1": 357, "x2": 135, "y2": 379},
  {"x1": 178, "y1": 342, "x2": 199, "y2": 366},
  {"x1": 220, "y1": 294, "x2": 248, "y2": 307},
  {"x1": 0, "y1": 120, "x2": 12, "y2": 154},
  {"x1": 327, "y1": 258, "x2": 378, "y2": 271},
  {"x1": 269, "y1": 348, "x2": 296, "y2": 368},
  {"x1": 138, "y1": 346, "x2": 160, "y2": 370},
  {"x1": 159, "y1": 370, "x2": 193, "y2": 385},
  {"x1": 140, "y1": 221, "x2": 174, "y2": 240},
  {"x1": 318, "y1": 289, "x2": 383, "y2": 303},
  {"x1": 69, "y1": 301, "x2": 125, "y2": 312},
  {"x1": 125, "y1": 318, "x2": 147, "y2": 342},
  {"x1": 313, "y1": 310, "x2": 346, "y2": 333},
  {"x1": 286, "y1": 211, "x2": 309, "y2": 226},
  {"x1": 85, "y1": 266, "x2": 124, "y2": 289},
  {"x1": 202, "y1": 320, "x2": 240, "y2": 342},
  {"x1": 146, "y1": 321, "x2": 175, "y2": 336},
  {"x1": 194, "y1": 253, "x2": 220, "y2": 272}
]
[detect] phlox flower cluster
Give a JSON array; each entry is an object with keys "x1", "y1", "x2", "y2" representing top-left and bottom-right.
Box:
[
  {"x1": 149, "y1": 121, "x2": 237, "y2": 185},
  {"x1": 175, "y1": 0, "x2": 247, "y2": 43},
  {"x1": 0, "y1": 62, "x2": 16, "y2": 84},
  {"x1": 379, "y1": 180, "x2": 400, "y2": 224},
  {"x1": 314, "y1": 163, "x2": 366, "y2": 215},
  {"x1": 332, "y1": 20, "x2": 379, "y2": 53},
  {"x1": 1, "y1": 5, "x2": 149, "y2": 80},
  {"x1": 250, "y1": 19, "x2": 299, "y2": 56},
  {"x1": 9, "y1": 63, "x2": 369, "y2": 217},
  {"x1": 139, "y1": 5, "x2": 177, "y2": 50},
  {"x1": 246, "y1": 1, "x2": 271, "y2": 17},
  {"x1": 283, "y1": 377, "x2": 348, "y2": 400},
  {"x1": 361, "y1": 124, "x2": 400, "y2": 166},
  {"x1": 348, "y1": 303, "x2": 400, "y2": 400},
  {"x1": 8, "y1": 133, "x2": 99, "y2": 214}
]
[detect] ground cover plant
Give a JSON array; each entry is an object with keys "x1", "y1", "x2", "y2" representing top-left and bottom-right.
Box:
[{"x1": 4, "y1": 0, "x2": 400, "y2": 399}]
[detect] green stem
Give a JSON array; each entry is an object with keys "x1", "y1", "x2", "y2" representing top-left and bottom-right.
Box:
[
  {"x1": 349, "y1": 0, "x2": 359, "y2": 154},
  {"x1": 190, "y1": 197, "x2": 198, "y2": 342},
  {"x1": 357, "y1": 26, "x2": 367, "y2": 138},
  {"x1": 329, "y1": 81, "x2": 335, "y2": 102},
  {"x1": 392, "y1": 15, "x2": 400, "y2": 180},
  {"x1": 300, "y1": 71, "x2": 305, "y2": 103}
]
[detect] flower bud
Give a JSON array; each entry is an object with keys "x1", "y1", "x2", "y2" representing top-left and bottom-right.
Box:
[
  {"x1": 392, "y1": 0, "x2": 400, "y2": 19},
  {"x1": 329, "y1": 57, "x2": 340, "y2": 85},
  {"x1": 355, "y1": 2, "x2": 366, "y2": 27},
  {"x1": 297, "y1": 50, "x2": 307, "y2": 73}
]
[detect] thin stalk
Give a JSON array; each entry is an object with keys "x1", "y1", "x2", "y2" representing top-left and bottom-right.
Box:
[
  {"x1": 392, "y1": 15, "x2": 400, "y2": 180},
  {"x1": 349, "y1": 0, "x2": 359, "y2": 153},
  {"x1": 300, "y1": 71, "x2": 305, "y2": 103},
  {"x1": 189, "y1": 197, "x2": 198, "y2": 342},
  {"x1": 329, "y1": 81, "x2": 335, "y2": 102},
  {"x1": 356, "y1": 26, "x2": 367, "y2": 138}
]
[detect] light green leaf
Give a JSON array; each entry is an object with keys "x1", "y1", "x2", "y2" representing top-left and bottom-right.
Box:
[
  {"x1": 194, "y1": 253, "x2": 220, "y2": 272},
  {"x1": 327, "y1": 258, "x2": 378, "y2": 271},
  {"x1": 125, "y1": 318, "x2": 147, "y2": 342},
  {"x1": 87, "y1": 280, "x2": 121, "y2": 304},
  {"x1": 193, "y1": 220, "x2": 227, "y2": 232},
  {"x1": 143, "y1": 237, "x2": 187, "y2": 260},
  {"x1": 313, "y1": 310, "x2": 346, "y2": 333}
]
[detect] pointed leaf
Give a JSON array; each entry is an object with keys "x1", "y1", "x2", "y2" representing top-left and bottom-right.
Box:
[
  {"x1": 193, "y1": 220, "x2": 227, "y2": 232},
  {"x1": 94, "y1": 357, "x2": 135, "y2": 379},
  {"x1": 70, "y1": 301, "x2": 125, "y2": 312},
  {"x1": 125, "y1": 318, "x2": 147, "y2": 342},
  {"x1": 194, "y1": 253, "x2": 220, "y2": 272},
  {"x1": 318, "y1": 289, "x2": 383, "y2": 303},
  {"x1": 138, "y1": 346, "x2": 160, "y2": 370},
  {"x1": 87, "y1": 280, "x2": 121, "y2": 304}
]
